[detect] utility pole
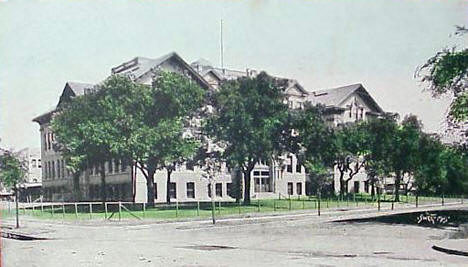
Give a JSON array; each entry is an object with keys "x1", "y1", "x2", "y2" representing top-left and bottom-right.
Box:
[
  {"x1": 220, "y1": 19, "x2": 224, "y2": 70},
  {"x1": 15, "y1": 185, "x2": 19, "y2": 228}
]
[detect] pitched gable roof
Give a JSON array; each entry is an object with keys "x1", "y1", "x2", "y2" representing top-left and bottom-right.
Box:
[
  {"x1": 111, "y1": 52, "x2": 212, "y2": 90},
  {"x1": 309, "y1": 83, "x2": 383, "y2": 113},
  {"x1": 66, "y1": 82, "x2": 95, "y2": 96}
]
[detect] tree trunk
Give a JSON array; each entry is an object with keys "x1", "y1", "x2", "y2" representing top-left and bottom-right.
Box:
[
  {"x1": 371, "y1": 180, "x2": 375, "y2": 198},
  {"x1": 100, "y1": 162, "x2": 107, "y2": 203},
  {"x1": 146, "y1": 167, "x2": 156, "y2": 207},
  {"x1": 72, "y1": 172, "x2": 81, "y2": 201},
  {"x1": 394, "y1": 171, "x2": 401, "y2": 202},
  {"x1": 242, "y1": 168, "x2": 253, "y2": 205},
  {"x1": 166, "y1": 168, "x2": 173, "y2": 204},
  {"x1": 339, "y1": 170, "x2": 345, "y2": 199}
]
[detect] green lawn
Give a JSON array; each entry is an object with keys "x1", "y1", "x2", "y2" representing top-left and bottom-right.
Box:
[{"x1": 1, "y1": 194, "x2": 464, "y2": 221}]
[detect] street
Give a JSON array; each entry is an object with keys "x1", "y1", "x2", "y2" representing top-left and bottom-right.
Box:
[{"x1": 2, "y1": 204, "x2": 468, "y2": 266}]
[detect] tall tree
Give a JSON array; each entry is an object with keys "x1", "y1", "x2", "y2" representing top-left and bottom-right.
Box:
[
  {"x1": 294, "y1": 104, "x2": 336, "y2": 195},
  {"x1": 359, "y1": 117, "x2": 398, "y2": 198},
  {"x1": 52, "y1": 89, "x2": 114, "y2": 202},
  {"x1": 205, "y1": 72, "x2": 290, "y2": 204},
  {"x1": 417, "y1": 26, "x2": 468, "y2": 134},
  {"x1": 95, "y1": 72, "x2": 206, "y2": 205},
  {"x1": 0, "y1": 149, "x2": 27, "y2": 228},
  {"x1": 390, "y1": 115, "x2": 422, "y2": 201}
]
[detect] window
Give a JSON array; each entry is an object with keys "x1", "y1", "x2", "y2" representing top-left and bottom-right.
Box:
[
  {"x1": 215, "y1": 183, "x2": 222, "y2": 197},
  {"x1": 61, "y1": 160, "x2": 65, "y2": 178},
  {"x1": 287, "y1": 182, "x2": 293, "y2": 195},
  {"x1": 354, "y1": 181, "x2": 360, "y2": 193},
  {"x1": 186, "y1": 161, "x2": 194, "y2": 171},
  {"x1": 169, "y1": 182, "x2": 176, "y2": 199},
  {"x1": 186, "y1": 182, "x2": 195, "y2": 198},
  {"x1": 364, "y1": 181, "x2": 369, "y2": 193},
  {"x1": 108, "y1": 160, "x2": 113, "y2": 174},
  {"x1": 121, "y1": 159, "x2": 127, "y2": 172},
  {"x1": 44, "y1": 162, "x2": 48, "y2": 179},
  {"x1": 227, "y1": 183, "x2": 233, "y2": 197},
  {"x1": 47, "y1": 133, "x2": 51, "y2": 150},
  {"x1": 207, "y1": 184, "x2": 212, "y2": 198},
  {"x1": 287, "y1": 156, "x2": 293, "y2": 173},
  {"x1": 296, "y1": 182, "x2": 302, "y2": 195},
  {"x1": 57, "y1": 160, "x2": 61, "y2": 178},
  {"x1": 38, "y1": 159, "x2": 41, "y2": 168},
  {"x1": 296, "y1": 163, "x2": 301, "y2": 173},
  {"x1": 47, "y1": 162, "x2": 51, "y2": 179},
  {"x1": 114, "y1": 159, "x2": 120, "y2": 173},
  {"x1": 305, "y1": 181, "x2": 312, "y2": 196},
  {"x1": 52, "y1": 161, "x2": 55, "y2": 179},
  {"x1": 154, "y1": 183, "x2": 158, "y2": 199}
]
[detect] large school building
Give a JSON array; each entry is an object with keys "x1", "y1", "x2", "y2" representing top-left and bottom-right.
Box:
[{"x1": 33, "y1": 52, "x2": 388, "y2": 202}]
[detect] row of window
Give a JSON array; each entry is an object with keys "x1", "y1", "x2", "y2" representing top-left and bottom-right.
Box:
[
  {"x1": 89, "y1": 159, "x2": 129, "y2": 176},
  {"x1": 153, "y1": 182, "x2": 234, "y2": 200},
  {"x1": 44, "y1": 159, "x2": 69, "y2": 180},
  {"x1": 31, "y1": 158, "x2": 42, "y2": 168},
  {"x1": 43, "y1": 132, "x2": 55, "y2": 151},
  {"x1": 286, "y1": 156, "x2": 302, "y2": 173},
  {"x1": 287, "y1": 182, "x2": 303, "y2": 195}
]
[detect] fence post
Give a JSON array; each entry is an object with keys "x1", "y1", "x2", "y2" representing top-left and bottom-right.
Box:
[
  {"x1": 118, "y1": 201, "x2": 122, "y2": 221},
  {"x1": 288, "y1": 197, "x2": 291, "y2": 211},
  {"x1": 23, "y1": 202, "x2": 26, "y2": 215},
  {"x1": 391, "y1": 201, "x2": 394, "y2": 210},
  {"x1": 218, "y1": 201, "x2": 221, "y2": 215},
  {"x1": 197, "y1": 201, "x2": 200, "y2": 216},
  {"x1": 416, "y1": 195, "x2": 419, "y2": 208},
  {"x1": 326, "y1": 197, "x2": 329, "y2": 208},
  {"x1": 377, "y1": 194, "x2": 380, "y2": 211},
  {"x1": 62, "y1": 202, "x2": 65, "y2": 219},
  {"x1": 274, "y1": 199, "x2": 276, "y2": 211},
  {"x1": 89, "y1": 203, "x2": 92, "y2": 219},
  {"x1": 32, "y1": 202, "x2": 35, "y2": 214},
  {"x1": 302, "y1": 199, "x2": 305, "y2": 210},
  {"x1": 442, "y1": 194, "x2": 444, "y2": 206},
  {"x1": 51, "y1": 204, "x2": 54, "y2": 217},
  {"x1": 176, "y1": 200, "x2": 179, "y2": 217},
  {"x1": 142, "y1": 203, "x2": 146, "y2": 218},
  {"x1": 74, "y1": 203, "x2": 78, "y2": 220},
  {"x1": 40, "y1": 198, "x2": 43, "y2": 215},
  {"x1": 104, "y1": 202, "x2": 108, "y2": 220},
  {"x1": 238, "y1": 200, "x2": 241, "y2": 214},
  {"x1": 257, "y1": 199, "x2": 260, "y2": 212},
  {"x1": 317, "y1": 194, "x2": 321, "y2": 216}
]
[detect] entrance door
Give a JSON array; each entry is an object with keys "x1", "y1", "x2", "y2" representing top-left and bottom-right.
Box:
[{"x1": 254, "y1": 170, "x2": 271, "y2": 192}]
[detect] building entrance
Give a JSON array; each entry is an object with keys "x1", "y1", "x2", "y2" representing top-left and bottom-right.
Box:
[{"x1": 253, "y1": 170, "x2": 271, "y2": 192}]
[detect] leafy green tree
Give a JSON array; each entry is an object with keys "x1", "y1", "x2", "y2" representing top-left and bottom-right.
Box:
[
  {"x1": 418, "y1": 26, "x2": 468, "y2": 123},
  {"x1": 205, "y1": 72, "x2": 290, "y2": 204},
  {"x1": 95, "y1": 72, "x2": 205, "y2": 205},
  {"x1": 332, "y1": 123, "x2": 368, "y2": 198},
  {"x1": 294, "y1": 104, "x2": 336, "y2": 195},
  {"x1": 52, "y1": 89, "x2": 115, "y2": 202},
  {"x1": 413, "y1": 133, "x2": 446, "y2": 195},
  {"x1": 390, "y1": 115, "x2": 422, "y2": 201},
  {"x1": 359, "y1": 117, "x2": 398, "y2": 198},
  {"x1": 0, "y1": 149, "x2": 27, "y2": 228}
]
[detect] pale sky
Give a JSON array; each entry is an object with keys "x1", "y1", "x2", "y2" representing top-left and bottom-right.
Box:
[{"x1": 1, "y1": 0, "x2": 467, "y2": 150}]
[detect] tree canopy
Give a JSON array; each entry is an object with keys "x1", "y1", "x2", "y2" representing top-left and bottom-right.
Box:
[{"x1": 205, "y1": 72, "x2": 290, "y2": 204}]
